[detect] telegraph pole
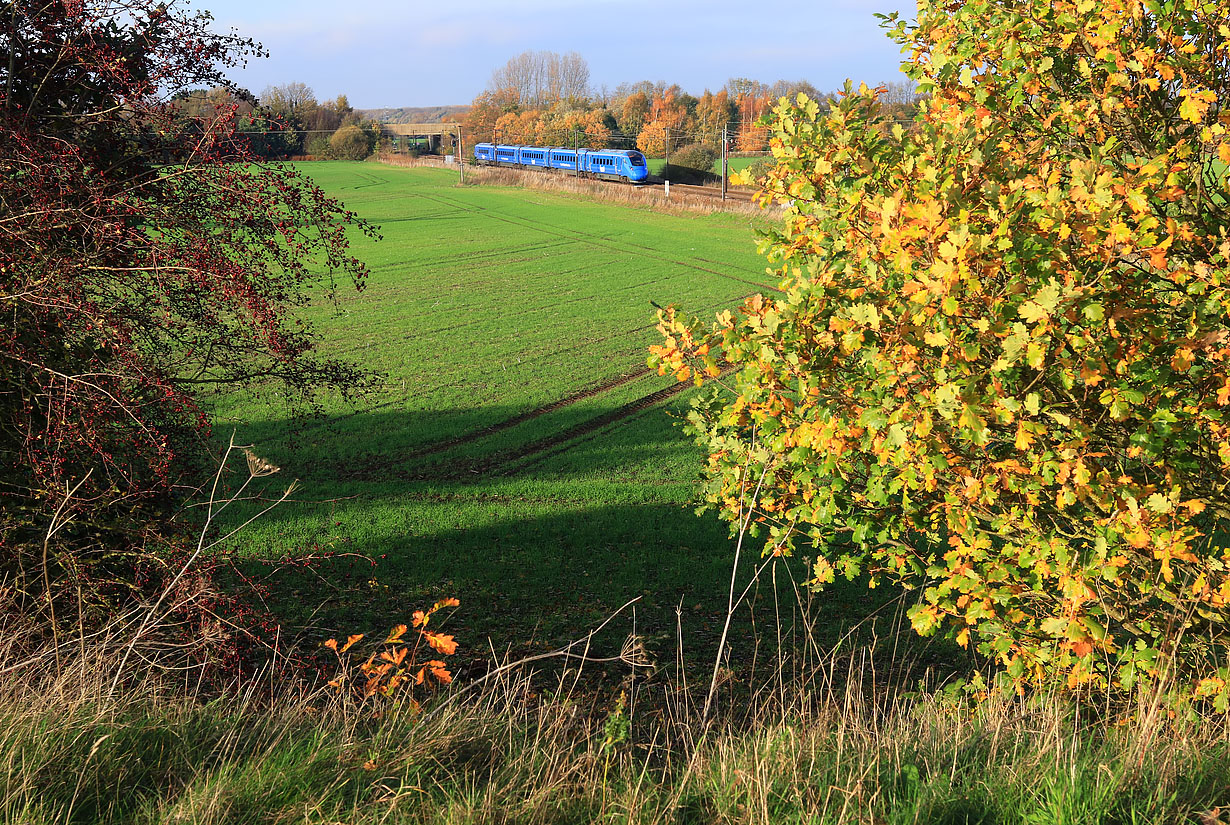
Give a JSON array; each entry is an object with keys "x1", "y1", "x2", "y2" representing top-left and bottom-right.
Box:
[
  {"x1": 457, "y1": 126, "x2": 464, "y2": 184},
  {"x1": 721, "y1": 125, "x2": 728, "y2": 201}
]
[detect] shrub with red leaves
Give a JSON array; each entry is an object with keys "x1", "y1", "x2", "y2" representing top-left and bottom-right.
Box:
[{"x1": 0, "y1": 2, "x2": 375, "y2": 633}]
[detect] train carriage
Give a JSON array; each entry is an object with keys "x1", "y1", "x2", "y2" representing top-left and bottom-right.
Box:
[
  {"x1": 494, "y1": 144, "x2": 518, "y2": 166},
  {"x1": 473, "y1": 143, "x2": 648, "y2": 184},
  {"x1": 547, "y1": 147, "x2": 579, "y2": 171},
  {"x1": 518, "y1": 147, "x2": 550, "y2": 168},
  {"x1": 583, "y1": 151, "x2": 647, "y2": 181}
]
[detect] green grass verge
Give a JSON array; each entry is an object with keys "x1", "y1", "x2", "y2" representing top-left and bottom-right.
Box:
[
  {"x1": 646, "y1": 155, "x2": 764, "y2": 178},
  {"x1": 5, "y1": 685, "x2": 1227, "y2": 824}
]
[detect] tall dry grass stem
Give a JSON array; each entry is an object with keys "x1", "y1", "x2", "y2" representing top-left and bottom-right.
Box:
[
  {"x1": 108, "y1": 434, "x2": 295, "y2": 698},
  {"x1": 40, "y1": 469, "x2": 93, "y2": 679}
]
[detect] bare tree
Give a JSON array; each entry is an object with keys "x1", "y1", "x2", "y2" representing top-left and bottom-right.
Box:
[
  {"x1": 488, "y1": 51, "x2": 590, "y2": 108},
  {"x1": 767, "y1": 79, "x2": 823, "y2": 102},
  {"x1": 726, "y1": 77, "x2": 766, "y2": 99},
  {"x1": 880, "y1": 80, "x2": 922, "y2": 107},
  {"x1": 550, "y1": 51, "x2": 590, "y2": 103}
]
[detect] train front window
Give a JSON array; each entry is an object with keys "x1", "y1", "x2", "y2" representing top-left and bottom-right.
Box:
[{"x1": 628, "y1": 153, "x2": 646, "y2": 167}]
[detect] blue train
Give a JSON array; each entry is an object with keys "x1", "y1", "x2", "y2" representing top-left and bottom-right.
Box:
[{"x1": 473, "y1": 143, "x2": 650, "y2": 184}]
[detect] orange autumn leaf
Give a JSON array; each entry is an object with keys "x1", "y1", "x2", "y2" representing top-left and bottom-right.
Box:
[
  {"x1": 424, "y1": 632, "x2": 457, "y2": 655},
  {"x1": 325, "y1": 598, "x2": 459, "y2": 703},
  {"x1": 380, "y1": 647, "x2": 408, "y2": 666}
]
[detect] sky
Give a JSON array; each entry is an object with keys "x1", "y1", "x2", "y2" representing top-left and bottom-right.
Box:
[{"x1": 201, "y1": 0, "x2": 919, "y2": 110}]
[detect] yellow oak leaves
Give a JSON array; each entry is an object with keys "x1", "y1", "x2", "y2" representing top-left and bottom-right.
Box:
[{"x1": 652, "y1": 0, "x2": 1230, "y2": 705}]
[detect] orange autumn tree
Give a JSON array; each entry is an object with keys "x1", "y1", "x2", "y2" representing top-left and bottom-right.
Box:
[
  {"x1": 636, "y1": 120, "x2": 671, "y2": 157},
  {"x1": 733, "y1": 88, "x2": 773, "y2": 152},
  {"x1": 493, "y1": 109, "x2": 541, "y2": 144},
  {"x1": 651, "y1": 0, "x2": 1230, "y2": 702}
]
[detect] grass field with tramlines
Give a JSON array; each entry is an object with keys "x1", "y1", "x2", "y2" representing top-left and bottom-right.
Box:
[{"x1": 205, "y1": 161, "x2": 896, "y2": 669}]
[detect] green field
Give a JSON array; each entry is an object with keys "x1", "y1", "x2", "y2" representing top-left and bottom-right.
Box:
[
  {"x1": 646, "y1": 155, "x2": 765, "y2": 178},
  {"x1": 207, "y1": 161, "x2": 886, "y2": 666}
]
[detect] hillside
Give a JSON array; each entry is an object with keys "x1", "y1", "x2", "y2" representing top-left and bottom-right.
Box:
[{"x1": 361, "y1": 104, "x2": 470, "y2": 123}]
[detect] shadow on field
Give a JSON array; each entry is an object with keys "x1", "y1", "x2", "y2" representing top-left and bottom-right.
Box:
[
  {"x1": 245, "y1": 496, "x2": 935, "y2": 686},
  {"x1": 236, "y1": 494, "x2": 804, "y2": 642},
  {"x1": 216, "y1": 402, "x2": 959, "y2": 685},
  {"x1": 222, "y1": 390, "x2": 698, "y2": 481},
  {"x1": 220, "y1": 398, "x2": 704, "y2": 490}
]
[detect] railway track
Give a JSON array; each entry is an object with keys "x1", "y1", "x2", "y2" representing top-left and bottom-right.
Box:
[
  {"x1": 388, "y1": 155, "x2": 764, "y2": 209},
  {"x1": 653, "y1": 180, "x2": 755, "y2": 203}
]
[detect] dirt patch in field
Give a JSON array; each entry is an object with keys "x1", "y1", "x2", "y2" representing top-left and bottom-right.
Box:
[{"x1": 343, "y1": 367, "x2": 658, "y2": 480}]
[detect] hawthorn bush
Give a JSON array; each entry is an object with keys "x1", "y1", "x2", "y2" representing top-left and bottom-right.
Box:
[
  {"x1": 663, "y1": 142, "x2": 719, "y2": 184},
  {"x1": 652, "y1": 0, "x2": 1230, "y2": 702},
  {"x1": 330, "y1": 124, "x2": 374, "y2": 161},
  {"x1": 0, "y1": 1, "x2": 374, "y2": 633}
]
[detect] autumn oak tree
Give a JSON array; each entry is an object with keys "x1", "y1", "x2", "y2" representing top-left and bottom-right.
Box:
[
  {"x1": 652, "y1": 0, "x2": 1230, "y2": 702},
  {"x1": 0, "y1": 1, "x2": 374, "y2": 623}
]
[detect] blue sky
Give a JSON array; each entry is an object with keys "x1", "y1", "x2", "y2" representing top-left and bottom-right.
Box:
[{"x1": 201, "y1": 0, "x2": 918, "y2": 109}]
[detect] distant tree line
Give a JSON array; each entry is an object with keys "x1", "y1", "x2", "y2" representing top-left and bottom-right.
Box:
[
  {"x1": 172, "y1": 83, "x2": 383, "y2": 160},
  {"x1": 174, "y1": 55, "x2": 925, "y2": 171},
  {"x1": 463, "y1": 51, "x2": 926, "y2": 181}
]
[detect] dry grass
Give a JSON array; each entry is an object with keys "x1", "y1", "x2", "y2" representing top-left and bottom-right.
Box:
[{"x1": 1, "y1": 607, "x2": 1227, "y2": 825}]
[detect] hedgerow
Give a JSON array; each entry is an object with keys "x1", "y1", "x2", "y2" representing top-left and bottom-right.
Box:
[{"x1": 652, "y1": 0, "x2": 1230, "y2": 703}]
